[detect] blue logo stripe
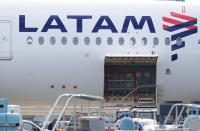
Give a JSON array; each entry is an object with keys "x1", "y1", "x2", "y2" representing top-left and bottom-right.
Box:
[
  {"x1": 171, "y1": 41, "x2": 185, "y2": 51},
  {"x1": 163, "y1": 12, "x2": 198, "y2": 61},
  {"x1": 171, "y1": 54, "x2": 178, "y2": 61},
  {"x1": 171, "y1": 28, "x2": 198, "y2": 41},
  {"x1": 164, "y1": 19, "x2": 197, "y2": 32}
]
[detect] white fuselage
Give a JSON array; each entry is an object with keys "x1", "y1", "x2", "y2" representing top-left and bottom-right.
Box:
[{"x1": 0, "y1": 0, "x2": 200, "y2": 109}]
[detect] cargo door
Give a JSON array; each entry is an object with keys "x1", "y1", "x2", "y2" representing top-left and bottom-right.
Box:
[
  {"x1": 104, "y1": 55, "x2": 158, "y2": 107},
  {"x1": 0, "y1": 21, "x2": 12, "y2": 60}
]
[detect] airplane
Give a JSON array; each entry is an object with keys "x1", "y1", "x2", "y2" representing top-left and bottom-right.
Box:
[{"x1": 0, "y1": 0, "x2": 200, "y2": 116}]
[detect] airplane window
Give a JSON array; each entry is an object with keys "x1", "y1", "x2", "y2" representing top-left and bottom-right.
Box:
[
  {"x1": 50, "y1": 36, "x2": 56, "y2": 45},
  {"x1": 107, "y1": 37, "x2": 113, "y2": 45},
  {"x1": 27, "y1": 36, "x2": 33, "y2": 45},
  {"x1": 130, "y1": 37, "x2": 136, "y2": 45},
  {"x1": 165, "y1": 37, "x2": 170, "y2": 45},
  {"x1": 141, "y1": 37, "x2": 147, "y2": 45},
  {"x1": 153, "y1": 37, "x2": 159, "y2": 46},
  {"x1": 96, "y1": 37, "x2": 101, "y2": 45},
  {"x1": 119, "y1": 37, "x2": 124, "y2": 45},
  {"x1": 38, "y1": 36, "x2": 44, "y2": 45},
  {"x1": 176, "y1": 37, "x2": 182, "y2": 46},
  {"x1": 73, "y1": 37, "x2": 79, "y2": 45},
  {"x1": 61, "y1": 37, "x2": 67, "y2": 45},
  {"x1": 84, "y1": 37, "x2": 90, "y2": 45}
]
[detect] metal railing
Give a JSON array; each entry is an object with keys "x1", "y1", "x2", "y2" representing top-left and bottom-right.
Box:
[
  {"x1": 41, "y1": 94, "x2": 104, "y2": 131},
  {"x1": 114, "y1": 84, "x2": 157, "y2": 107},
  {"x1": 161, "y1": 103, "x2": 200, "y2": 129}
]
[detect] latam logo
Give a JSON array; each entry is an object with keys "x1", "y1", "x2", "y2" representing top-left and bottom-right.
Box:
[
  {"x1": 19, "y1": 15, "x2": 156, "y2": 33},
  {"x1": 163, "y1": 12, "x2": 198, "y2": 61}
]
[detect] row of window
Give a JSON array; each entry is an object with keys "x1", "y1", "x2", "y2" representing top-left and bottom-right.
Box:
[{"x1": 27, "y1": 36, "x2": 173, "y2": 46}]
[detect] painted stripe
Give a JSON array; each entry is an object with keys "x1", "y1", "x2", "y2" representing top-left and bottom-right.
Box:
[
  {"x1": 164, "y1": 19, "x2": 197, "y2": 32},
  {"x1": 163, "y1": 12, "x2": 198, "y2": 62},
  {"x1": 171, "y1": 54, "x2": 178, "y2": 61},
  {"x1": 163, "y1": 24, "x2": 169, "y2": 29},
  {"x1": 171, "y1": 41, "x2": 185, "y2": 51},
  {"x1": 171, "y1": 12, "x2": 196, "y2": 21},
  {"x1": 171, "y1": 28, "x2": 198, "y2": 41},
  {"x1": 163, "y1": 17, "x2": 196, "y2": 30}
]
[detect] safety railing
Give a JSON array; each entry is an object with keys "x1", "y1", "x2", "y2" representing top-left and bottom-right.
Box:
[
  {"x1": 41, "y1": 94, "x2": 104, "y2": 131},
  {"x1": 114, "y1": 84, "x2": 157, "y2": 107},
  {"x1": 161, "y1": 103, "x2": 200, "y2": 129}
]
